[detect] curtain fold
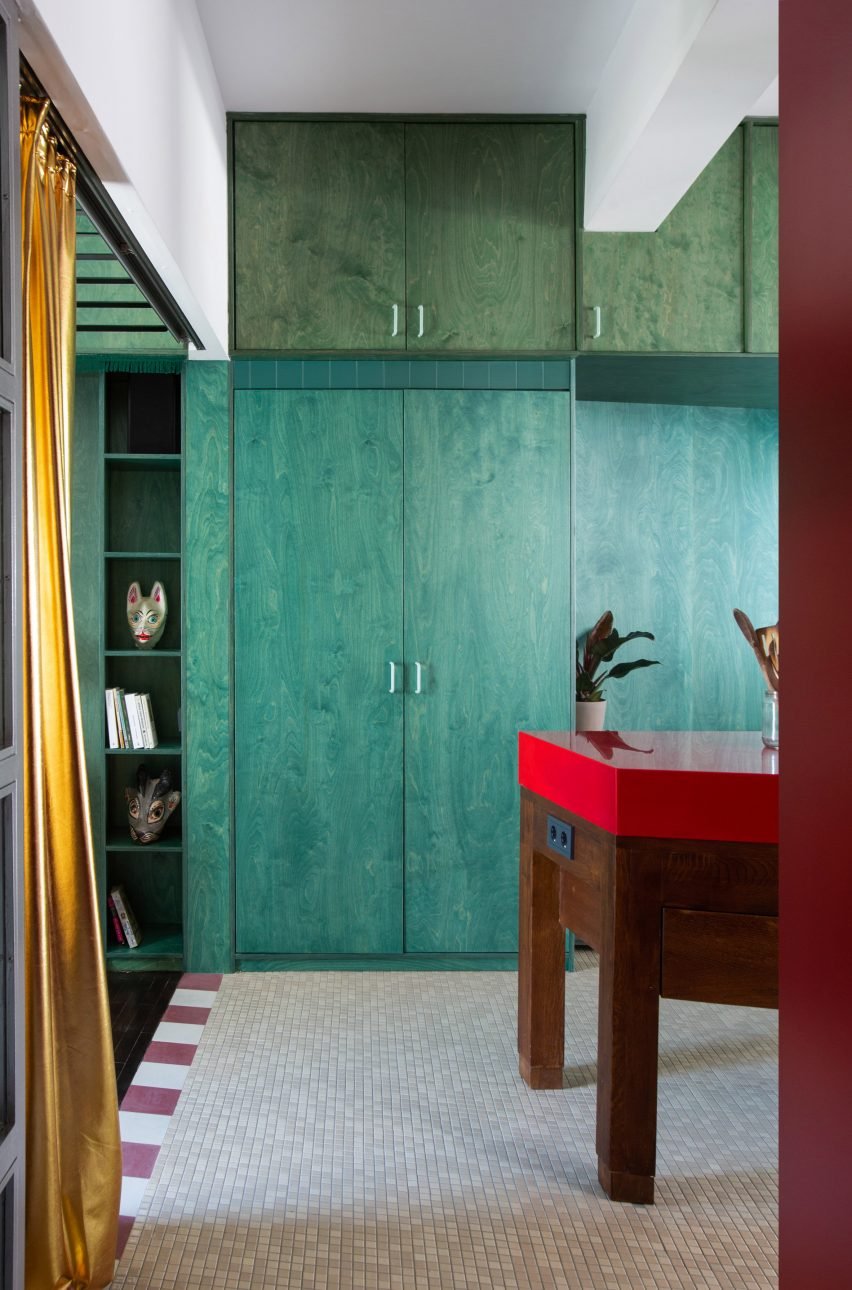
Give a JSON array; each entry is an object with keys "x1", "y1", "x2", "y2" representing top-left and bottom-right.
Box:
[{"x1": 21, "y1": 95, "x2": 121, "y2": 1290}]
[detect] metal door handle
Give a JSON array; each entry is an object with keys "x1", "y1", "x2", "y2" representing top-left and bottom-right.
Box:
[
  {"x1": 417, "y1": 304, "x2": 425, "y2": 339},
  {"x1": 391, "y1": 303, "x2": 399, "y2": 338},
  {"x1": 415, "y1": 661, "x2": 424, "y2": 694},
  {"x1": 389, "y1": 661, "x2": 399, "y2": 693}
]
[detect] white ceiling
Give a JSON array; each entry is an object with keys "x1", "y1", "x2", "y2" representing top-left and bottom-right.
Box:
[
  {"x1": 195, "y1": 0, "x2": 777, "y2": 119},
  {"x1": 194, "y1": 0, "x2": 639, "y2": 115}
]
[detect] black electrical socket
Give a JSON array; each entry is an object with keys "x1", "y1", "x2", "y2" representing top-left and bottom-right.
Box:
[{"x1": 546, "y1": 814, "x2": 574, "y2": 859}]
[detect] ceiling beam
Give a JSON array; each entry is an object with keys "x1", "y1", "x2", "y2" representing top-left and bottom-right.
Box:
[{"x1": 584, "y1": 0, "x2": 778, "y2": 232}]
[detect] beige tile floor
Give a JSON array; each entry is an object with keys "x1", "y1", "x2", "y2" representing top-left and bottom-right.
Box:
[{"x1": 115, "y1": 954, "x2": 777, "y2": 1289}]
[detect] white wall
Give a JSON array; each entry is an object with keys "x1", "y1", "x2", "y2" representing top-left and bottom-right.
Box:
[{"x1": 19, "y1": 0, "x2": 228, "y2": 358}]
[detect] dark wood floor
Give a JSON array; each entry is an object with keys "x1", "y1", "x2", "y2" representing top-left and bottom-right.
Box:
[{"x1": 108, "y1": 970, "x2": 181, "y2": 1102}]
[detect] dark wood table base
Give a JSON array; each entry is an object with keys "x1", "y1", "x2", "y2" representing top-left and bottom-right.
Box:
[{"x1": 517, "y1": 787, "x2": 778, "y2": 1204}]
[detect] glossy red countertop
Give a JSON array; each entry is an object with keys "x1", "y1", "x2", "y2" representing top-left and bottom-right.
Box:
[{"x1": 518, "y1": 730, "x2": 778, "y2": 843}]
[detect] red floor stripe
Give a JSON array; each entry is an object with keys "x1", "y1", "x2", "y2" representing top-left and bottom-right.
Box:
[
  {"x1": 116, "y1": 1215, "x2": 135, "y2": 1259},
  {"x1": 143, "y1": 1040, "x2": 198, "y2": 1065},
  {"x1": 162, "y1": 1004, "x2": 211, "y2": 1025},
  {"x1": 121, "y1": 1084, "x2": 181, "y2": 1115},
  {"x1": 121, "y1": 1142, "x2": 161, "y2": 1179},
  {"x1": 179, "y1": 973, "x2": 223, "y2": 989}
]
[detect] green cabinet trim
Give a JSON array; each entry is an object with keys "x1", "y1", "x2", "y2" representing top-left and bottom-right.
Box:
[{"x1": 184, "y1": 362, "x2": 233, "y2": 972}]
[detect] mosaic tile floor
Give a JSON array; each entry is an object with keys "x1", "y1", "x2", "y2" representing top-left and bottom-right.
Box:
[{"x1": 115, "y1": 955, "x2": 777, "y2": 1289}]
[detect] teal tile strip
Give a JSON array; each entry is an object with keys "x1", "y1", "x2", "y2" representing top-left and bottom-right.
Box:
[{"x1": 232, "y1": 359, "x2": 572, "y2": 392}]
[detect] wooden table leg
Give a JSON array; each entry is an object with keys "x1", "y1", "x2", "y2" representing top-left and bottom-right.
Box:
[
  {"x1": 595, "y1": 843, "x2": 662, "y2": 1203},
  {"x1": 518, "y1": 794, "x2": 565, "y2": 1089}
]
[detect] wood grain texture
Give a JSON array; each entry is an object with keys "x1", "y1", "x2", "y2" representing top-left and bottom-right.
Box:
[
  {"x1": 233, "y1": 121, "x2": 406, "y2": 351},
  {"x1": 71, "y1": 373, "x2": 106, "y2": 927},
  {"x1": 749, "y1": 125, "x2": 779, "y2": 354},
  {"x1": 517, "y1": 793, "x2": 565, "y2": 1089},
  {"x1": 405, "y1": 123, "x2": 575, "y2": 352},
  {"x1": 661, "y1": 909, "x2": 778, "y2": 1008},
  {"x1": 583, "y1": 130, "x2": 744, "y2": 353},
  {"x1": 403, "y1": 390, "x2": 571, "y2": 952},
  {"x1": 184, "y1": 362, "x2": 232, "y2": 972},
  {"x1": 234, "y1": 391, "x2": 404, "y2": 954},
  {"x1": 574, "y1": 401, "x2": 778, "y2": 731}
]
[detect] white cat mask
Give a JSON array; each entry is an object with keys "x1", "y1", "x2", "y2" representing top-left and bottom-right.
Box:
[{"x1": 127, "y1": 580, "x2": 167, "y2": 649}]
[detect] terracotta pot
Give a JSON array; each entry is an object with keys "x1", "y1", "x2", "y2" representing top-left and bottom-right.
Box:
[{"x1": 575, "y1": 699, "x2": 607, "y2": 732}]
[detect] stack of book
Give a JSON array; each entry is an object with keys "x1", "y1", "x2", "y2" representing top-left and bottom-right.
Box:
[
  {"x1": 105, "y1": 688, "x2": 159, "y2": 749},
  {"x1": 107, "y1": 884, "x2": 143, "y2": 948}
]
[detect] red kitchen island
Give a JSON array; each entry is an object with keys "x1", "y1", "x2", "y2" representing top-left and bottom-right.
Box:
[{"x1": 517, "y1": 730, "x2": 778, "y2": 1204}]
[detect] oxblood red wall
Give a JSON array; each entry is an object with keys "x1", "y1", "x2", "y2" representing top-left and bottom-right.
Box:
[{"x1": 779, "y1": 3, "x2": 852, "y2": 1285}]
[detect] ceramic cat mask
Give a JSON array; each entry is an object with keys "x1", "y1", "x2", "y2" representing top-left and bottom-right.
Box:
[
  {"x1": 127, "y1": 580, "x2": 167, "y2": 649},
  {"x1": 125, "y1": 765, "x2": 181, "y2": 844}
]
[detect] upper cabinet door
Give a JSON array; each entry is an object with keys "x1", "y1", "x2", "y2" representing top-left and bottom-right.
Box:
[
  {"x1": 404, "y1": 123, "x2": 576, "y2": 352},
  {"x1": 232, "y1": 121, "x2": 406, "y2": 352},
  {"x1": 582, "y1": 129, "x2": 745, "y2": 353},
  {"x1": 748, "y1": 125, "x2": 778, "y2": 354}
]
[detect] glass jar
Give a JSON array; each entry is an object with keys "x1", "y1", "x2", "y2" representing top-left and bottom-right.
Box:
[{"x1": 761, "y1": 688, "x2": 779, "y2": 749}]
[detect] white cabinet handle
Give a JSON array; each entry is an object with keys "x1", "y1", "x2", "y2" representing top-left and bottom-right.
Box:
[
  {"x1": 586, "y1": 304, "x2": 602, "y2": 340},
  {"x1": 417, "y1": 304, "x2": 425, "y2": 339},
  {"x1": 415, "y1": 661, "x2": 424, "y2": 695},
  {"x1": 391, "y1": 303, "x2": 399, "y2": 338},
  {"x1": 389, "y1": 661, "x2": 399, "y2": 693}
]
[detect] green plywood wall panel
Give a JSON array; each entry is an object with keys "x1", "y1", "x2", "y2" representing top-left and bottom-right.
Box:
[
  {"x1": 574, "y1": 401, "x2": 778, "y2": 732},
  {"x1": 71, "y1": 373, "x2": 106, "y2": 908},
  {"x1": 184, "y1": 362, "x2": 232, "y2": 972},
  {"x1": 233, "y1": 121, "x2": 406, "y2": 352},
  {"x1": 583, "y1": 130, "x2": 745, "y2": 353},
  {"x1": 749, "y1": 125, "x2": 779, "y2": 353},
  {"x1": 405, "y1": 124, "x2": 576, "y2": 352},
  {"x1": 235, "y1": 390, "x2": 404, "y2": 954},
  {"x1": 403, "y1": 390, "x2": 571, "y2": 953}
]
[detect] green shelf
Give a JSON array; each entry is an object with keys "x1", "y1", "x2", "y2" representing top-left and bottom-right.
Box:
[
  {"x1": 106, "y1": 831, "x2": 182, "y2": 852},
  {"x1": 105, "y1": 453, "x2": 181, "y2": 470},
  {"x1": 105, "y1": 742, "x2": 182, "y2": 756},
  {"x1": 105, "y1": 550, "x2": 181, "y2": 560},
  {"x1": 106, "y1": 923, "x2": 183, "y2": 965},
  {"x1": 105, "y1": 648, "x2": 181, "y2": 657}
]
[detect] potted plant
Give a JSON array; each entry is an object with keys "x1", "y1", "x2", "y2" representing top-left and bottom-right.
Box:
[{"x1": 575, "y1": 610, "x2": 660, "y2": 731}]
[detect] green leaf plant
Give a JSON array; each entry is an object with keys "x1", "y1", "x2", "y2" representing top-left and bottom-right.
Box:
[{"x1": 576, "y1": 610, "x2": 660, "y2": 702}]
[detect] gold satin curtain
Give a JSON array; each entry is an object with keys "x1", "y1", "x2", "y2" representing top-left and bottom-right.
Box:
[{"x1": 21, "y1": 97, "x2": 121, "y2": 1290}]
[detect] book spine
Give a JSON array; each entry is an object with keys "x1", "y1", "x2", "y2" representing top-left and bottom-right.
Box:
[
  {"x1": 109, "y1": 885, "x2": 141, "y2": 949},
  {"x1": 106, "y1": 893, "x2": 126, "y2": 945},
  {"x1": 105, "y1": 689, "x2": 119, "y2": 748},
  {"x1": 126, "y1": 694, "x2": 143, "y2": 750},
  {"x1": 115, "y1": 688, "x2": 131, "y2": 749},
  {"x1": 143, "y1": 694, "x2": 159, "y2": 749}
]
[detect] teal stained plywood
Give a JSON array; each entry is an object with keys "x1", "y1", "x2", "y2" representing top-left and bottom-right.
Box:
[
  {"x1": 583, "y1": 130, "x2": 745, "y2": 353},
  {"x1": 184, "y1": 362, "x2": 232, "y2": 972},
  {"x1": 235, "y1": 391, "x2": 405, "y2": 954},
  {"x1": 574, "y1": 401, "x2": 778, "y2": 731},
  {"x1": 403, "y1": 390, "x2": 571, "y2": 953},
  {"x1": 405, "y1": 123, "x2": 576, "y2": 352},
  {"x1": 71, "y1": 373, "x2": 106, "y2": 916},
  {"x1": 233, "y1": 121, "x2": 406, "y2": 352},
  {"x1": 749, "y1": 125, "x2": 779, "y2": 353}
]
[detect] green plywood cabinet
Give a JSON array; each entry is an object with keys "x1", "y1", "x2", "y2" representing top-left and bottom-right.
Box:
[
  {"x1": 403, "y1": 391, "x2": 571, "y2": 952},
  {"x1": 405, "y1": 124, "x2": 575, "y2": 352},
  {"x1": 234, "y1": 388, "x2": 571, "y2": 958},
  {"x1": 235, "y1": 391, "x2": 405, "y2": 954},
  {"x1": 582, "y1": 130, "x2": 745, "y2": 353},
  {"x1": 748, "y1": 125, "x2": 779, "y2": 353},
  {"x1": 230, "y1": 118, "x2": 577, "y2": 354},
  {"x1": 233, "y1": 121, "x2": 406, "y2": 352}
]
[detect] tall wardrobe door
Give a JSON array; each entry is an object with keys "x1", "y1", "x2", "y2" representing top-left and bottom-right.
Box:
[
  {"x1": 403, "y1": 390, "x2": 571, "y2": 953},
  {"x1": 235, "y1": 391, "x2": 404, "y2": 954}
]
